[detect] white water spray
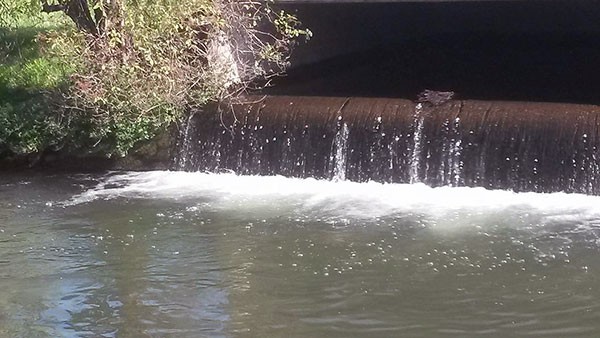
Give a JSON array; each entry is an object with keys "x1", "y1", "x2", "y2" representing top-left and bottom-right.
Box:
[{"x1": 67, "y1": 171, "x2": 600, "y2": 225}]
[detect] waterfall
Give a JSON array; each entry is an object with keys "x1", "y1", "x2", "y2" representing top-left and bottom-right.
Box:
[
  {"x1": 444, "y1": 117, "x2": 463, "y2": 186},
  {"x1": 173, "y1": 95, "x2": 600, "y2": 195},
  {"x1": 175, "y1": 111, "x2": 196, "y2": 170},
  {"x1": 409, "y1": 103, "x2": 425, "y2": 184},
  {"x1": 331, "y1": 121, "x2": 349, "y2": 181}
]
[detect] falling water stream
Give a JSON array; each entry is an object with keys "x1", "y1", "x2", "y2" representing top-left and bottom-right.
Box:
[
  {"x1": 3, "y1": 171, "x2": 600, "y2": 337},
  {"x1": 331, "y1": 121, "x2": 350, "y2": 181},
  {"x1": 409, "y1": 103, "x2": 425, "y2": 184},
  {"x1": 175, "y1": 112, "x2": 197, "y2": 171}
]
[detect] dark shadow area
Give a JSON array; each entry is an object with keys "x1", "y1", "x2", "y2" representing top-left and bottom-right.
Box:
[{"x1": 265, "y1": 1, "x2": 600, "y2": 104}]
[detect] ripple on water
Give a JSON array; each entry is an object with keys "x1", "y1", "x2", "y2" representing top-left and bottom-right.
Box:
[{"x1": 4, "y1": 171, "x2": 600, "y2": 337}]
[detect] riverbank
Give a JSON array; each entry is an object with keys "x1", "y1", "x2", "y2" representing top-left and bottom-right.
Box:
[{"x1": 0, "y1": 127, "x2": 173, "y2": 171}]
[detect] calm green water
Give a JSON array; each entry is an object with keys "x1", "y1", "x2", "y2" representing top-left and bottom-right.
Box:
[{"x1": 2, "y1": 171, "x2": 600, "y2": 337}]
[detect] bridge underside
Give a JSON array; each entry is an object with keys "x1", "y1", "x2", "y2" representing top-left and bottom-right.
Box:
[{"x1": 266, "y1": 1, "x2": 600, "y2": 105}]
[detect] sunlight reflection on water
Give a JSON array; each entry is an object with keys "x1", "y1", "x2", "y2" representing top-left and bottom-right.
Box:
[{"x1": 2, "y1": 172, "x2": 600, "y2": 337}]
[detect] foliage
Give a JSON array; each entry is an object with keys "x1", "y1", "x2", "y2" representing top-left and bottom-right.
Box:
[
  {"x1": 0, "y1": 94, "x2": 66, "y2": 154},
  {"x1": 0, "y1": 0, "x2": 44, "y2": 28},
  {"x1": 0, "y1": 7, "x2": 75, "y2": 155},
  {"x1": 0, "y1": 0, "x2": 310, "y2": 158}
]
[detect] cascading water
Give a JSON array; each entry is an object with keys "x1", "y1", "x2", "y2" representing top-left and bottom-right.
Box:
[
  {"x1": 409, "y1": 103, "x2": 425, "y2": 184},
  {"x1": 442, "y1": 117, "x2": 463, "y2": 187},
  {"x1": 330, "y1": 120, "x2": 350, "y2": 181},
  {"x1": 175, "y1": 111, "x2": 196, "y2": 170},
  {"x1": 174, "y1": 95, "x2": 600, "y2": 195}
]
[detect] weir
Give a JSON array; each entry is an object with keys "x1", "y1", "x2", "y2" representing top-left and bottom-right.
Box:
[
  {"x1": 175, "y1": 96, "x2": 600, "y2": 195},
  {"x1": 173, "y1": 1, "x2": 600, "y2": 195}
]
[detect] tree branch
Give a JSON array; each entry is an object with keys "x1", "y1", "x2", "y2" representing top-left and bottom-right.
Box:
[{"x1": 40, "y1": 0, "x2": 99, "y2": 36}]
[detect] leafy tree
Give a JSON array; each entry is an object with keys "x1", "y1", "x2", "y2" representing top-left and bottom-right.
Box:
[{"x1": 1, "y1": 0, "x2": 311, "y2": 158}]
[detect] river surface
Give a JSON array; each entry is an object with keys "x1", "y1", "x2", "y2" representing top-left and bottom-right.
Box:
[{"x1": 2, "y1": 171, "x2": 600, "y2": 337}]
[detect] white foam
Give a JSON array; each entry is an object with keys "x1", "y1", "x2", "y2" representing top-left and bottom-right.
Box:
[{"x1": 67, "y1": 171, "x2": 600, "y2": 224}]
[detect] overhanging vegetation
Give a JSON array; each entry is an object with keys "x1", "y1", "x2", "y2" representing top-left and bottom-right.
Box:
[{"x1": 0, "y1": 0, "x2": 310, "y2": 161}]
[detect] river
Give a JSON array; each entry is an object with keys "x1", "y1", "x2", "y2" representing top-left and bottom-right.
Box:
[{"x1": 2, "y1": 171, "x2": 600, "y2": 337}]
